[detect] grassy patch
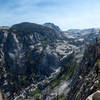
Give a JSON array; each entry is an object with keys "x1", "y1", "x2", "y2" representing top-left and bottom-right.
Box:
[
  {"x1": 58, "y1": 93, "x2": 65, "y2": 100},
  {"x1": 50, "y1": 62, "x2": 78, "y2": 89},
  {"x1": 50, "y1": 73, "x2": 69, "y2": 89},
  {"x1": 29, "y1": 88, "x2": 41, "y2": 97}
]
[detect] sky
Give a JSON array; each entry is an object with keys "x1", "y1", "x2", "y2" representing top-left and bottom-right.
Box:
[{"x1": 0, "y1": 0, "x2": 100, "y2": 30}]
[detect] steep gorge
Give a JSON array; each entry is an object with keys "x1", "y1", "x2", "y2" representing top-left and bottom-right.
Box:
[{"x1": 66, "y1": 39, "x2": 100, "y2": 100}]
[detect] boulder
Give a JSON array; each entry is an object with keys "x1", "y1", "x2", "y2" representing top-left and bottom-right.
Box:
[
  {"x1": 0, "y1": 91, "x2": 3, "y2": 100},
  {"x1": 86, "y1": 90, "x2": 100, "y2": 100}
]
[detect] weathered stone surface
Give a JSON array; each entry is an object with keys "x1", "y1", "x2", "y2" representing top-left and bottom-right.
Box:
[
  {"x1": 66, "y1": 40, "x2": 100, "y2": 100},
  {"x1": 86, "y1": 90, "x2": 100, "y2": 100},
  {"x1": 0, "y1": 91, "x2": 3, "y2": 100}
]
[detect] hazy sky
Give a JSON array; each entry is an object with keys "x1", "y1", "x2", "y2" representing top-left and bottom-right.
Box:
[{"x1": 0, "y1": 0, "x2": 100, "y2": 30}]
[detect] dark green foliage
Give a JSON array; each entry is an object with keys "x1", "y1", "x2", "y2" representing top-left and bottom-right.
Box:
[
  {"x1": 60, "y1": 61, "x2": 78, "y2": 79},
  {"x1": 29, "y1": 87, "x2": 41, "y2": 97},
  {"x1": 50, "y1": 61, "x2": 78, "y2": 89},
  {"x1": 58, "y1": 93, "x2": 65, "y2": 100}
]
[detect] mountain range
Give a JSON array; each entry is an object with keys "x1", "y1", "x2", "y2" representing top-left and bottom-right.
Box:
[{"x1": 0, "y1": 22, "x2": 100, "y2": 100}]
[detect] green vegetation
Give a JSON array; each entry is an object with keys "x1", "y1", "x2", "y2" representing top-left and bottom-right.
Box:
[
  {"x1": 26, "y1": 87, "x2": 43, "y2": 100},
  {"x1": 76, "y1": 92, "x2": 81, "y2": 100},
  {"x1": 29, "y1": 88, "x2": 41, "y2": 97},
  {"x1": 94, "y1": 59, "x2": 100, "y2": 69},
  {"x1": 58, "y1": 93, "x2": 65, "y2": 100},
  {"x1": 50, "y1": 61, "x2": 78, "y2": 89},
  {"x1": 61, "y1": 62, "x2": 78, "y2": 78},
  {"x1": 17, "y1": 97, "x2": 25, "y2": 100},
  {"x1": 50, "y1": 73, "x2": 69, "y2": 89}
]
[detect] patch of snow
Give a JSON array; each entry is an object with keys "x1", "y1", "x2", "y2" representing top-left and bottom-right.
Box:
[
  {"x1": 78, "y1": 38, "x2": 84, "y2": 41},
  {"x1": 65, "y1": 34, "x2": 75, "y2": 39}
]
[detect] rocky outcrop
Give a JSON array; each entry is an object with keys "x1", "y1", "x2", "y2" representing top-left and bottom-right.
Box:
[
  {"x1": 67, "y1": 72, "x2": 100, "y2": 100},
  {"x1": 43, "y1": 23, "x2": 61, "y2": 32},
  {"x1": 86, "y1": 90, "x2": 100, "y2": 100},
  {"x1": 0, "y1": 91, "x2": 3, "y2": 100},
  {"x1": 1, "y1": 22, "x2": 100, "y2": 99},
  {"x1": 0, "y1": 22, "x2": 77, "y2": 99},
  {"x1": 66, "y1": 40, "x2": 100, "y2": 100}
]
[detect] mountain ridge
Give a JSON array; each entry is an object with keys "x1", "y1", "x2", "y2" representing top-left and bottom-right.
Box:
[{"x1": 0, "y1": 22, "x2": 100, "y2": 100}]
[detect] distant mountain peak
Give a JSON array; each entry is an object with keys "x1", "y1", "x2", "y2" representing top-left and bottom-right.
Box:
[
  {"x1": 43, "y1": 22, "x2": 61, "y2": 31},
  {"x1": 0, "y1": 26, "x2": 9, "y2": 30}
]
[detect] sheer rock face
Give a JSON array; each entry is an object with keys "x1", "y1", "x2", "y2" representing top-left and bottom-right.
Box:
[
  {"x1": 66, "y1": 41, "x2": 100, "y2": 100},
  {"x1": 1, "y1": 22, "x2": 100, "y2": 99},
  {"x1": 1, "y1": 22, "x2": 99, "y2": 78},
  {"x1": 0, "y1": 22, "x2": 75, "y2": 77},
  {"x1": 0, "y1": 23, "x2": 80, "y2": 99}
]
